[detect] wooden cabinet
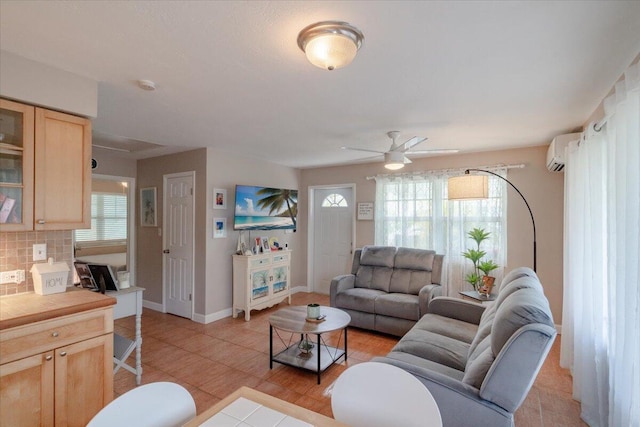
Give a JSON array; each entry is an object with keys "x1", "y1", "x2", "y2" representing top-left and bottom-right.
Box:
[
  {"x1": 233, "y1": 251, "x2": 292, "y2": 321},
  {"x1": 0, "y1": 292, "x2": 114, "y2": 427},
  {"x1": 0, "y1": 98, "x2": 91, "y2": 231}
]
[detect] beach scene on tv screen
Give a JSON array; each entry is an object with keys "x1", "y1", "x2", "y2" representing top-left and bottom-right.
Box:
[{"x1": 235, "y1": 185, "x2": 298, "y2": 230}]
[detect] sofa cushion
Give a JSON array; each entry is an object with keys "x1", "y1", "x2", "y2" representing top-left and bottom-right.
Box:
[
  {"x1": 492, "y1": 288, "x2": 554, "y2": 355},
  {"x1": 382, "y1": 351, "x2": 465, "y2": 381},
  {"x1": 394, "y1": 248, "x2": 435, "y2": 270},
  {"x1": 414, "y1": 313, "x2": 478, "y2": 344},
  {"x1": 374, "y1": 293, "x2": 420, "y2": 321},
  {"x1": 355, "y1": 266, "x2": 393, "y2": 292},
  {"x1": 498, "y1": 267, "x2": 538, "y2": 293},
  {"x1": 495, "y1": 276, "x2": 545, "y2": 307},
  {"x1": 462, "y1": 346, "x2": 495, "y2": 389},
  {"x1": 389, "y1": 269, "x2": 433, "y2": 294},
  {"x1": 335, "y1": 288, "x2": 386, "y2": 313},
  {"x1": 392, "y1": 328, "x2": 469, "y2": 371},
  {"x1": 360, "y1": 246, "x2": 396, "y2": 268},
  {"x1": 468, "y1": 306, "x2": 496, "y2": 357}
]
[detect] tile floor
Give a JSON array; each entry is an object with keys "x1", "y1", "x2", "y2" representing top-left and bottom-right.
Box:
[{"x1": 114, "y1": 292, "x2": 586, "y2": 426}]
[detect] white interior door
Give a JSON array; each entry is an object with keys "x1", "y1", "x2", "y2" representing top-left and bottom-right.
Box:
[
  {"x1": 163, "y1": 172, "x2": 194, "y2": 319},
  {"x1": 312, "y1": 187, "x2": 354, "y2": 294}
]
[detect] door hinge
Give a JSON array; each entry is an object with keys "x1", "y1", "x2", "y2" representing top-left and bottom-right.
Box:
[
  {"x1": 189, "y1": 294, "x2": 192, "y2": 301},
  {"x1": 190, "y1": 187, "x2": 193, "y2": 195}
]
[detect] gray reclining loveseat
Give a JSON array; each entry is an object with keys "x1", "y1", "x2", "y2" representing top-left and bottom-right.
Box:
[
  {"x1": 330, "y1": 246, "x2": 444, "y2": 336},
  {"x1": 373, "y1": 267, "x2": 556, "y2": 427}
]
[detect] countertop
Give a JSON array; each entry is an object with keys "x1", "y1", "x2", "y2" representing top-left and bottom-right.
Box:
[{"x1": 0, "y1": 287, "x2": 116, "y2": 330}]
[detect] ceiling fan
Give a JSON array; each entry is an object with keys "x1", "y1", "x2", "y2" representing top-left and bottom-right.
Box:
[{"x1": 342, "y1": 131, "x2": 459, "y2": 170}]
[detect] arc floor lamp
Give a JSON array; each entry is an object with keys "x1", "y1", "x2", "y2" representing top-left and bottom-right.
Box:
[{"x1": 448, "y1": 169, "x2": 537, "y2": 272}]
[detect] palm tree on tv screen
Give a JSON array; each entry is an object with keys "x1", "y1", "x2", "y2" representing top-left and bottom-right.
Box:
[{"x1": 256, "y1": 188, "x2": 298, "y2": 228}]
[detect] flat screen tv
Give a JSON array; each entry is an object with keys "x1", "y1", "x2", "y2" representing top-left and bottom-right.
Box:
[{"x1": 234, "y1": 185, "x2": 298, "y2": 231}]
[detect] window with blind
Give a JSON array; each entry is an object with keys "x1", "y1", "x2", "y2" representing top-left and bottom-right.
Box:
[{"x1": 74, "y1": 193, "x2": 128, "y2": 246}]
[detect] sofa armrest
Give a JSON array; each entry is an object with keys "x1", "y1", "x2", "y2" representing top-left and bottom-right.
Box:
[
  {"x1": 330, "y1": 274, "x2": 355, "y2": 307},
  {"x1": 418, "y1": 284, "x2": 442, "y2": 315},
  {"x1": 373, "y1": 356, "x2": 512, "y2": 427},
  {"x1": 427, "y1": 297, "x2": 486, "y2": 325}
]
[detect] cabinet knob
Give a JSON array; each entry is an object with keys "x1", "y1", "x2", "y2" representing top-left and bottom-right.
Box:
[
  {"x1": 51, "y1": 332, "x2": 59, "y2": 337},
  {"x1": 59, "y1": 351, "x2": 67, "y2": 357},
  {"x1": 45, "y1": 355, "x2": 53, "y2": 361},
  {"x1": 37, "y1": 219, "x2": 45, "y2": 224}
]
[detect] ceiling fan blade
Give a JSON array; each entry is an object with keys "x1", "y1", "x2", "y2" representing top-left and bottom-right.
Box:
[
  {"x1": 341, "y1": 146, "x2": 386, "y2": 154},
  {"x1": 395, "y1": 136, "x2": 427, "y2": 152},
  {"x1": 406, "y1": 149, "x2": 460, "y2": 155}
]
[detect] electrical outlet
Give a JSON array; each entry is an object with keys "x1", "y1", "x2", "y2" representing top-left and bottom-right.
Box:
[
  {"x1": 33, "y1": 243, "x2": 47, "y2": 261},
  {"x1": 0, "y1": 270, "x2": 25, "y2": 284}
]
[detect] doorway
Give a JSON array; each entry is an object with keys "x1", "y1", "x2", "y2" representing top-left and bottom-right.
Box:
[
  {"x1": 162, "y1": 172, "x2": 195, "y2": 319},
  {"x1": 73, "y1": 174, "x2": 136, "y2": 287},
  {"x1": 308, "y1": 185, "x2": 355, "y2": 295}
]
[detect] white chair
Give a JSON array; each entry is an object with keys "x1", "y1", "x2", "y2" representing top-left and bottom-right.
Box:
[
  {"x1": 331, "y1": 362, "x2": 442, "y2": 427},
  {"x1": 87, "y1": 382, "x2": 196, "y2": 427}
]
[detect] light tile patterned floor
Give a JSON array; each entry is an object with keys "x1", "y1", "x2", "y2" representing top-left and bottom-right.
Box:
[{"x1": 114, "y1": 292, "x2": 586, "y2": 426}]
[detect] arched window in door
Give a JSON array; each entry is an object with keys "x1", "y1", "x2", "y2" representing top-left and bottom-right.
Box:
[{"x1": 321, "y1": 193, "x2": 348, "y2": 207}]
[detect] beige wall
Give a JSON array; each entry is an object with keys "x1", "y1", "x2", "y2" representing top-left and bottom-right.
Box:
[
  {"x1": 300, "y1": 145, "x2": 565, "y2": 324},
  {"x1": 204, "y1": 149, "x2": 302, "y2": 318},
  {"x1": 92, "y1": 147, "x2": 137, "y2": 178},
  {"x1": 136, "y1": 148, "x2": 207, "y2": 309}
]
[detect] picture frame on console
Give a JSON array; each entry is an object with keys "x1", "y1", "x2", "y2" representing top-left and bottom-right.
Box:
[{"x1": 261, "y1": 237, "x2": 270, "y2": 252}]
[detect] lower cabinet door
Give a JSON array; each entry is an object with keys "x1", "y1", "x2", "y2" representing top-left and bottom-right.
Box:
[
  {"x1": 0, "y1": 351, "x2": 55, "y2": 426},
  {"x1": 54, "y1": 334, "x2": 113, "y2": 427}
]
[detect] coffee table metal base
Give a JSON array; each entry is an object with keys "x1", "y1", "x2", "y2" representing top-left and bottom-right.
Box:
[{"x1": 270, "y1": 327, "x2": 347, "y2": 384}]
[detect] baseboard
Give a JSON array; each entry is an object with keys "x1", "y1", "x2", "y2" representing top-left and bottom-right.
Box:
[
  {"x1": 291, "y1": 285, "x2": 309, "y2": 294},
  {"x1": 192, "y1": 308, "x2": 233, "y2": 324},
  {"x1": 142, "y1": 299, "x2": 163, "y2": 312},
  {"x1": 555, "y1": 324, "x2": 562, "y2": 335}
]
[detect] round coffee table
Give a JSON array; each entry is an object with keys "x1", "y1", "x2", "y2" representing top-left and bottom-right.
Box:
[{"x1": 269, "y1": 306, "x2": 351, "y2": 384}]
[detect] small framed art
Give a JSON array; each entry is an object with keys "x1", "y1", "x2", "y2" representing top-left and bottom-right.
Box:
[
  {"x1": 213, "y1": 218, "x2": 227, "y2": 238},
  {"x1": 261, "y1": 237, "x2": 271, "y2": 253},
  {"x1": 214, "y1": 188, "x2": 227, "y2": 210},
  {"x1": 140, "y1": 187, "x2": 157, "y2": 227}
]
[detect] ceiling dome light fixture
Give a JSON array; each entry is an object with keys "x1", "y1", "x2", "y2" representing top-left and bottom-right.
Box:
[
  {"x1": 297, "y1": 21, "x2": 364, "y2": 71},
  {"x1": 384, "y1": 152, "x2": 405, "y2": 170}
]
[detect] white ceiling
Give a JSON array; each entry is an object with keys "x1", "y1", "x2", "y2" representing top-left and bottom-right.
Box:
[{"x1": 1, "y1": 1, "x2": 639, "y2": 168}]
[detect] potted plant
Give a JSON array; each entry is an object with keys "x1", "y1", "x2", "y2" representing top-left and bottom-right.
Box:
[{"x1": 462, "y1": 228, "x2": 499, "y2": 295}]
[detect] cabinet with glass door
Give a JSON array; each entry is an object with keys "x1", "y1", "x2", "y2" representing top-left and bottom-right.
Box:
[{"x1": 0, "y1": 99, "x2": 34, "y2": 231}]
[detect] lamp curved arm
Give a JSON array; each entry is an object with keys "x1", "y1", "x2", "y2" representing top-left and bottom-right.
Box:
[{"x1": 465, "y1": 169, "x2": 537, "y2": 272}]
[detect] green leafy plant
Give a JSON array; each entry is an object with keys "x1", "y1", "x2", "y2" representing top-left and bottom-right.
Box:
[{"x1": 462, "y1": 228, "x2": 498, "y2": 291}]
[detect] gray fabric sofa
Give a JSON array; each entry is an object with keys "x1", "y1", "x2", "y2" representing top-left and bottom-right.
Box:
[
  {"x1": 330, "y1": 246, "x2": 444, "y2": 336},
  {"x1": 373, "y1": 267, "x2": 556, "y2": 427}
]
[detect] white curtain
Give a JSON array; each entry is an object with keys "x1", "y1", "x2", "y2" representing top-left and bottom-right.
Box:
[
  {"x1": 561, "y1": 62, "x2": 639, "y2": 427},
  {"x1": 374, "y1": 169, "x2": 507, "y2": 297}
]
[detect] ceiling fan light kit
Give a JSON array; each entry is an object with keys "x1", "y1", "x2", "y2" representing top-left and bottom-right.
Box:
[
  {"x1": 384, "y1": 152, "x2": 406, "y2": 170},
  {"x1": 297, "y1": 21, "x2": 364, "y2": 71}
]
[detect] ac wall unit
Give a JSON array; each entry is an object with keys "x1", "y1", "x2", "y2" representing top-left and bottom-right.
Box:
[{"x1": 546, "y1": 133, "x2": 581, "y2": 172}]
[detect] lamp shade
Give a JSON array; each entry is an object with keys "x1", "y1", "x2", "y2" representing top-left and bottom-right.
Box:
[
  {"x1": 384, "y1": 152, "x2": 405, "y2": 170},
  {"x1": 297, "y1": 21, "x2": 364, "y2": 71},
  {"x1": 447, "y1": 175, "x2": 489, "y2": 200}
]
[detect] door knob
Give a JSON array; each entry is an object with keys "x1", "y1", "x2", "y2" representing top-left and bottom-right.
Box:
[{"x1": 163, "y1": 249, "x2": 170, "y2": 254}]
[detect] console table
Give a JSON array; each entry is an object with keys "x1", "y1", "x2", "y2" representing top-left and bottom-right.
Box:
[
  {"x1": 107, "y1": 286, "x2": 144, "y2": 385},
  {"x1": 459, "y1": 290, "x2": 496, "y2": 304}
]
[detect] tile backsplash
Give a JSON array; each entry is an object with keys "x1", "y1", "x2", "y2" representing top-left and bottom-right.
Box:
[{"x1": 0, "y1": 230, "x2": 73, "y2": 296}]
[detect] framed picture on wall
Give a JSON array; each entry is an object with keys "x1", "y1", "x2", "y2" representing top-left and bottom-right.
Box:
[
  {"x1": 214, "y1": 188, "x2": 227, "y2": 210},
  {"x1": 140, "y1": 187, "x2": 157, "y2": 227},
  {"x1": 213, "y1": 218, "x2": 227, "y2": 238}
]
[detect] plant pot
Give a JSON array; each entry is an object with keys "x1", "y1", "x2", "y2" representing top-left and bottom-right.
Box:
[
  {"x1": 298, "y1": 340, "x2": 314, "y2": 354},
  {"x1": 479, "y1": 276, "x2": 496, "y2": 296}
]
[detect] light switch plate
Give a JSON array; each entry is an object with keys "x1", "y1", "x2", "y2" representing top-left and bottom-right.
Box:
[{"x1": 33, "y1": 243, "x2": 47, "y2": 261}]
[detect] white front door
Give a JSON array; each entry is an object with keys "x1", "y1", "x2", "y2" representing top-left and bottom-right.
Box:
[
  {"x1": 163, "y1": 172, "x2": 194, "y2": 319},
  {"x1": 312, "y1": 187, "x2": 354, "y2": 294}
]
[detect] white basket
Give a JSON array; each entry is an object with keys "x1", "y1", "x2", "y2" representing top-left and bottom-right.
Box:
[{"x1": 31, "y1": 261, "x2": 70, "y2": 295}]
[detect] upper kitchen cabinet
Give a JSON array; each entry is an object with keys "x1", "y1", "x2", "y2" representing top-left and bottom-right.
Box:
[{"x1": 0, "y1": 99, "x2": 91, "y2": 231}]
